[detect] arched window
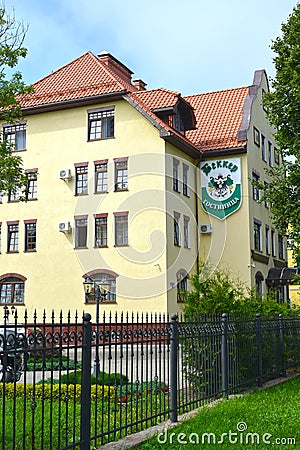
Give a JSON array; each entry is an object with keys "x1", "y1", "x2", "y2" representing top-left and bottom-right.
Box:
[
  {"x1": 255, "y1": 271, "x2": 264, "y2": 295},
  {"x1": 0, "y1": 274, "x2": 26, "y2": 304},
  {"x1": 176, "y1": 270, "x2": 188, "y2": 303},
  {"x1": 83, "y1": 271, "x2": 117, "y2": 304}
]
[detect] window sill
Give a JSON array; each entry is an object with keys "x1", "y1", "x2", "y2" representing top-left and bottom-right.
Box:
[
  {"x1": 6, "y1": 251, "x2": 19, "y2": 254},
  {"x1": 74, "y1": 246, "x2": 88, "y2": 250},
  {"x1": 114, "y1": 244, "x2": 129, "y2": 247},
  {"x1": 24, "y1": 250, "x2": 37, "y2": 253},
  {"x1": 94, "y1": 245, "x2": 108, "y2": 249},
  {"x1": 87, "y1": 137, "x2": 115, "y2": 142},
  {"x1": 94, "y1": 191, "x2": 108, "y2": 195},
  {"x1": 85, "y1": 301, "x2": 117, "y2": 305},
  {"x1": 75, "y1": 193, "x2": 88, "y2": 197},
  {"x1": 114, "y1": 189, "x2": 129, "y2": 193}
]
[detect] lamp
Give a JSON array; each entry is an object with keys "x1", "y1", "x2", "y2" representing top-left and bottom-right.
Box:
[{"x1": 83, "y1": 277, "x2": 111, "y2": 377}]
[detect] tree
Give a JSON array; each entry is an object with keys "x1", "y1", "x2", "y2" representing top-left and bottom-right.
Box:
[
  {"x1": 261, "y1": 4, "x2": 300, "y2": 266},
  {"x1": 182, "y1": 261, "x2": 299, "y2": 316},
  {"x1": 0, "y1": 6, "x2": 32, "y2": 198}
]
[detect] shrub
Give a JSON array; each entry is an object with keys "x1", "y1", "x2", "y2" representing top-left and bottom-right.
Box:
[
  {"x1": 0, "y1": 382, "x2": 115, "y2": 402},
  {"x1": 60, "y1": 370, "x2": 128, "y2": 386}
]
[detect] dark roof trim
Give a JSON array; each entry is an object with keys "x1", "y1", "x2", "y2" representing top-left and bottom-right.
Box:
[
  {"x1": 238, "y1": 69, "x2": 266, "y2": 141},
  {"x1": 125, "y1": 95, "x2": 201, "y2": 159},
  {"x1": 201, "y1": 145, "x2": 247, "y2": 158},
  {"x1": 20, "y1": 91, "x2": 128, "y2": 116},
  {"x1": 161, "y1": 131, "x2": 201, "y2": 159}
]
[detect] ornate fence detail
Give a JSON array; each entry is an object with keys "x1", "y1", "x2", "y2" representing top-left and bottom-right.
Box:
[{"x1": 0, "y1": 310, "x2": 299, "y2": 449}]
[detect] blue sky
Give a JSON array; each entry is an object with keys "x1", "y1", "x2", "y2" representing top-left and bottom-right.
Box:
[{"x1": 7, "y1": 0, "x2": 298, "y2": 96}]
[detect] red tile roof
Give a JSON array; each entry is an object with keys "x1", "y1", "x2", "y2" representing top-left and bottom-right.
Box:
[
  {"x1": 130, "y1": 88, "x2": 180, "y2": 110},
  {"x1": 18, "y1": 50, "x2": 250, "y2": 155},
  {"x1": 20, "y1": 51, "x2": 137, "y2": 108},
  {"x1": 184, "y1": 87, "x2": 249, "y2": 151}
]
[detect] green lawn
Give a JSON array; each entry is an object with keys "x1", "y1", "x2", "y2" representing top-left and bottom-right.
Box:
[{"x1": 139, "y1": 375, "x2": 300, "y2": 449}]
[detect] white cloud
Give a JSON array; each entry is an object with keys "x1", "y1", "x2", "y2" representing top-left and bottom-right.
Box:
[{"x1": 8, "y1": 0, "x2": 298, "y2": 94}]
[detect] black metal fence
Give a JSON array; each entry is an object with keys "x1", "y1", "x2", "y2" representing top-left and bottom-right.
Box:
[{"x1": 0, "y1": 310, "x2": 299, "y2": 449}]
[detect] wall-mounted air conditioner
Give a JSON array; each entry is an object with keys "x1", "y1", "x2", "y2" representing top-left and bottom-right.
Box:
[
  {"x1": 58, "y1": 222, "x2": 71, "y2": 232},
  {"x1": 59, "y1": 169, "x2": 72, "y2": 180},
  {"x1": 200, "y1": 224, "x2": 212, "y2": 234}
]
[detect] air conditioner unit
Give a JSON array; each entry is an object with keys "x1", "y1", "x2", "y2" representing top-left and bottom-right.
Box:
[
  {"x1": 58, "y1": 222, "x2": 71, "y2": 232},
  {"x1": 59, "y1": 169, "x2": 72, "y2": 180},
  {"x1": 200, "y1": 224, "x2": 212, "y2": 234}
]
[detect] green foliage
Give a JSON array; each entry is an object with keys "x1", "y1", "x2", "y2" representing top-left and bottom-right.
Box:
[
  {"x1": 260, "y1": 4, "x2": 300, "y2": 261},
  {"x1": 59, "y1": 370, "x2": 128, "y2": 386},
  {"x1": 0, "y1": 382, "x2": 115, "y2": 402},
  {"x1": 182, "y1": 261, "x2": 300, "y2": 317},
  {"x1": 26, "y1": 355, "x2": 81, "y2": 371},
  {"x1": 0, "y1": 6, "x2": 33, "y2": 197}
]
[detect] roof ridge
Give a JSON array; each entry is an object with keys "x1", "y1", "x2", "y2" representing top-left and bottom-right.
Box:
[
  {"x1": 185, "y1": 85, "x2": 249, "y2": 99},
  {"x1": 32, "y1": 51, "x2": 94, "y2": 87},
  {"x1": 132, "y1": 87, "x2": 180, "y2": 96}
]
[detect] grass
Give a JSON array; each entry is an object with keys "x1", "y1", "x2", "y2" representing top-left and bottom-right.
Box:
[
  {"x1": 0, "y1": 387, "x2": 169, "y2": 449},
  {"x1": 139, "y1": 375, "x2": 300, "y2": 449}
]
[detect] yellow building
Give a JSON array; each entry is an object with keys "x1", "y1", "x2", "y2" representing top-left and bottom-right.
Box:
[{"x1": 0, "y1": 51, "x2": 290, "y2": 317}]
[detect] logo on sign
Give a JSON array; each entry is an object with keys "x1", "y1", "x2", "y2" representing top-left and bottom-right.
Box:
[{"x1": 200, "y1": 158, "x2": 242, "y2": 220}]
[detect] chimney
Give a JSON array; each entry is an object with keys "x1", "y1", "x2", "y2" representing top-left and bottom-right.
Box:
[
  {"x1": 133, "y1": 79, "x2": 147, "y2": 91},
  {"x1": 98, "y1": 51, "x2": 133, "y2": 84}
]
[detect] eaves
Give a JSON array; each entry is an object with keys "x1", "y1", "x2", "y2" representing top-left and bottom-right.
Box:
[
  {"x1": 124, "y1": 95, "x2": 201, "y2": 160},
  {"x1": 20, "y1": 91, "x2": 128, "y2": 116}
]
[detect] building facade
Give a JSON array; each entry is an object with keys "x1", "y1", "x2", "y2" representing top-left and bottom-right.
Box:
[{"x1": 0, "y1": 52, "x2": 289, "y2": 318}]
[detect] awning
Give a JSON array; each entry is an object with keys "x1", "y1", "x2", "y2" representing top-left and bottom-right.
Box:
[{"x1": 266, "y1": 267, "x2": 299, "y2": 287}]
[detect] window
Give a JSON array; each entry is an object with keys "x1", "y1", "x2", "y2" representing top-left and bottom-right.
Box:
[
  {"x1": 183, "y1": 164, "x2": 189, "y2": 196},
  {"x1": 174, "y1": 212, "x2": 181, "y2": 246},
  {"x1": 268, "y1": 141, "x2": 273, "y2": 166},
  {"x1": 75, "y1": 217, "x2": 88, "y2": 248},
  {"x1": 114, "y1": 213, "x2": 128, "y2": 246},
  {"x1": 254, "y1": 220, "x2": 262, "y2": 251},
  {"x1": 255, "y1": 271, "x2": 264, "y2": 295},
  {"x1": 0, "y1": 276, "x2": 25, "y2": 304},
  {"x1": 94, "y1": 215, "x2": 108, "y2": 247},
  {"x1": 183, "y1": 216, "x2": 190, "y2": 248},
  {"x1": 7, "y1": 222, "x2": 19, "y2": 252},
  {"x1": 264, "y1": 181, "x2": 269, "y2": 208},
  {"x1": 3, "y1": 123, "x2": 26, "y2": 151},
  {"x1": 114, "y1": 159, "x2": 128, "y2": 191},
  {"x1": 25, "y1": 221, "x2": 36, "y2": 252},
  {"x1": 84, "y1": 272, "x2": 117, "y2": 303},
  {"x1": 26, "y1": 172, "x2": 38, "y2": 200},
  {"x1": 278, "y1": 234, "x2": 284, "y2": 260},
  {"x1": 261, "y1": 134, "x2": 266, "y2": 161},
  {"x1": 173, "y1": 158, "x2": 180, "y2": 192},
  {"x1": 88, "y1": 108, "x2": 114, "y2": 140},
  {"x1": 265, "y1": 226, "x2": 270, "y2": 255},
  {"x1": 177, "y1": 270, "x2": 188, "y2": 303},
  {"x1": 252, "y1": 172, "x2": 260, "y2": 201},
  {"x1": 8, "y1": 185, "x2": 21, "y2": 202},
  {"x1": 75, "y1": 165, "x2": 88, "y2": 195},
  {"x1": 271, "y1": 229, "x2": 276, "y2": 257},
  {"x1": 253, "y1": 127, "x2": 260, "y2": 146},
  {"x1": 95, "y1": 161, "x2": 108, "y2": 193}
]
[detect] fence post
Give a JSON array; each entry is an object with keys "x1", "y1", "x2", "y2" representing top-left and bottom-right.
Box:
[
  {"x1": 221, "y1": 313, "x2": 228, "y2": 398},
  {"x1": 256, "y1": 314, "x2": 263, "y2": 388},
  {"x1": 170, "y1": 313, "x2": 178, "y2": 423},
  {"x1": 279, "y1": 314, "x2": 287, "y2": 378},
  {"x1": 80, "y1": 313, "x2": 92, "y2": 450}
]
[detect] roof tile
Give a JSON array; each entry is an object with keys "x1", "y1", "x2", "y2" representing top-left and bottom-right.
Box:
[{"x1": 184, "y1": 87, "x2": 249, "y2": 151}]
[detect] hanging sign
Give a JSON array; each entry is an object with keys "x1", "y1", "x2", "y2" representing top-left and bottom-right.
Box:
[{"x1": 200, "y1": 157, "x2": 242, "y2": 220}]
